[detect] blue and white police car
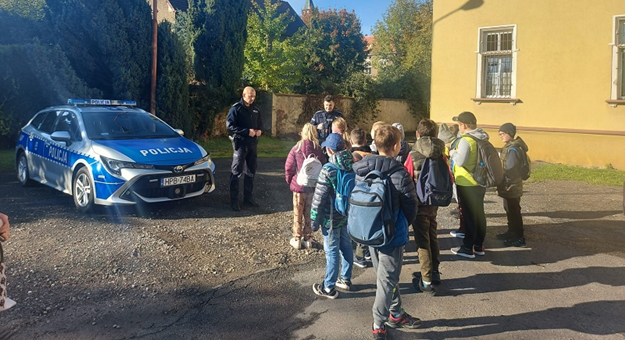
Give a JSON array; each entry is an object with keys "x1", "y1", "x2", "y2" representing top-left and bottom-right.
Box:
[{"x1": 15, "y1": 99, "x2": 216, "y2": 212}]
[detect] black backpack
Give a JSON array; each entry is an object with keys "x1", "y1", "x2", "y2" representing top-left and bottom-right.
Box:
[
  {"x1": 509, "y1": 146, "x2": 531, "y2": 180},
  {"x1": 464, "y1": 135, "x2": 504, "y2": 187},
  {"x1": 416, "y1": 155, "x2": 454, "y2": 206}
]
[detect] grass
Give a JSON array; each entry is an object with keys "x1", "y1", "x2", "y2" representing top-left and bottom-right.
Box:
[
  {"x1": 528, "y1": 162, "x2": 625, "y2": 187},
  {"x1": 2, "y1": 143, "x2": 624, "y2": 187},
  {"x1": 0, "y1": 149, "x2": 13, "y2": 173},
  {"x1": 199, "y1": 137, "x2": 296, "y2": 158}
]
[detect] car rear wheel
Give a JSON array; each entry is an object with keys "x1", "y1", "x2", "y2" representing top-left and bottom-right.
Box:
[
  {"x1": 73, "y1": 167, "x2": 94, "y2": 213},
  {"x1": 17, "y1": 153, "x2": 32, "y2": 186}
]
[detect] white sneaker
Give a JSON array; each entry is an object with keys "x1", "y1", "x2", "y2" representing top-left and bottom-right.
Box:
[
  {"x1": 0, "y1": 297, "x2": 16, "y2": 311},
  {"x1": 450, "y1": 230, "x2": 465, "y2": 238},
  {"x1": 290, "y1": 237, "x2": 301, "y2": 250},
  {"x1": 335, "y1": 278, "x2": 352, "y2": 291},
  {"x1": 302, "y1": 239, "x2": 318, "y2": 249}
]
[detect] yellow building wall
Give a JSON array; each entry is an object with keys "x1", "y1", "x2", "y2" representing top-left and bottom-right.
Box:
[{"x1": 431, "y1": 0, "x2": 625, "y2": 169}]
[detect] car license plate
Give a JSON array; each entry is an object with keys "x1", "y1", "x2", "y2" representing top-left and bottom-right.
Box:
[{"x1": 161, "y1": 174, "x2": 196, "y2": 187}]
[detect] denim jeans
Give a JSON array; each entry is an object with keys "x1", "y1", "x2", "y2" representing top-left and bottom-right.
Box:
[{"x1": 322, "y1": 226, "x2": 353, "y2": 290}]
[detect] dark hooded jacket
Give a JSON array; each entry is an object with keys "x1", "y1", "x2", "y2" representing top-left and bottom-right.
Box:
[
  {"x1": 352, "y1": 155, "x2": 418, "y2": 248},
  {"x1": 395, "y1": 140, "x2": 411, "y2": 164},
  {"x1": 409, "y1": 136, "x2": 447, "y2": 180},
  {"x1": 409, "y1": 136, "x2": 447, "y2": 207},
  {"x1": 497, "y1": 137, "x2": 529, "y2": 198},
  {"x1": 310, "y1": 150, "x2": 354, "y2": 230},
  {"x1": 351, "y1": 145, "x2": 372, "y2": 162},
  {"x1": 285, "y1": 140, "x2": 327, "y2": 193}
]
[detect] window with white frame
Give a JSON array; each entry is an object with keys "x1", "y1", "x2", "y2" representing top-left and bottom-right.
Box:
[
  {"x1": 612, "y1": 16, "x2": 625, "y2": 100},
  {"x1": 476, "y1": 26, "x2": 517, "y2": 99}
]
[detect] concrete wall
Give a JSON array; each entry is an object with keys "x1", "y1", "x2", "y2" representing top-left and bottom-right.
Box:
[
  {"x1": 430, "y1": 0, "x2": 625, "y2": 169},
  {"x1": 271, "y1": 94, "x2": 415, "y2": 138}
]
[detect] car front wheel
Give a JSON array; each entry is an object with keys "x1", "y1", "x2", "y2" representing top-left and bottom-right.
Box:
[
  {"x1": 17, "y1": 152, "x2": 32, "y2": 186},
  {"x1": 73, "y1": 167, "x2": 95, "y2": 213}
]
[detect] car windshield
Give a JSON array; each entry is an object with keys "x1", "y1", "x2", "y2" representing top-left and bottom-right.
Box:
[{"x1": 82, "y1": 110, "x2": 180, "y2": 140}]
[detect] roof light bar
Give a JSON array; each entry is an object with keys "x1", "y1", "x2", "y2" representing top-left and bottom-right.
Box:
[{"x1": 67, "y1": 99, "x2": 137, "y2": 106}]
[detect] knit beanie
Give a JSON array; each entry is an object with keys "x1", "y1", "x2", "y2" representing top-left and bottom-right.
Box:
[
  {"x1": 392, "y1": 123, "x2": 405, "y2": 141},
  {"x1": 499, "y1": 123, "x2": 516, "y2": 138}
]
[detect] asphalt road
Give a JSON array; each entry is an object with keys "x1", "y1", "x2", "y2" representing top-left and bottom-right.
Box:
[{"x1": 1, "y1": 157, "x2": 624, "y2": 339}]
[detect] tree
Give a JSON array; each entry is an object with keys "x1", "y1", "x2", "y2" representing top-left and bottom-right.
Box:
[
  {"x1": 187, "y1": 0, "x2": 249, "y2": 138},
  {"x1": 243, "y1": 0, "x2": 303, "y2": 93},
  {"x1": 42, "y1": 0, "x2": 153, "y2": 106},
  {"x1": 372, "y1": 0, "x2": 432, "y2": 117},
  {"x1": 0, "y1": 0, "x2": 45, "y2": 19},
  {"x1": 297, "y1": 8, "x2": 366, "y2": 94},
  {"x1": 156, "y1": 21, "x2": 191, "y2": 134}
]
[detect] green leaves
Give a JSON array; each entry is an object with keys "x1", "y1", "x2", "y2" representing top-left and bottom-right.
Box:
[
  {"x1": 244, "y1": 0, "x2": 307, "y2": 93},
  {"x1": 372, "y1": 0, "x2": 432, "y2": 117}
]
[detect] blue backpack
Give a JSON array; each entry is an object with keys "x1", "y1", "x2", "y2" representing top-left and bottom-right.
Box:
[
  {"x1": 416, "y1": 155, "x2": 454, "y2": 206},
  {"x1": 326, "y1": 163, "x2": 356, "y2": 216},
  {"x1": 347, "y1": 166, "x2": 403, "y2": 247}
]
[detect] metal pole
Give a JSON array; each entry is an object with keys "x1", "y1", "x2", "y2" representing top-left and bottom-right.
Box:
[{"x1": 150, "y1": 0, "x2": 158, "y2": 115}]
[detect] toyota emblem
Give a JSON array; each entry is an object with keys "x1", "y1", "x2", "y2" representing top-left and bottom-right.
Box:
[{"x1": 173, "y1": 165, "x2": 184, "y2": 173}]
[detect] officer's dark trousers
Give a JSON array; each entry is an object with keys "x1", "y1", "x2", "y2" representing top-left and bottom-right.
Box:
[{"x1": 230, "y1": 143, "x2": 258, "y2": 202}]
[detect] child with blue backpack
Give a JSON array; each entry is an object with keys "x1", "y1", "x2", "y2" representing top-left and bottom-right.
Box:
[
  {"x1": 409, "y1": 118, "x2": 449, "y2": 295},
  {"x1": 351, "y1": 125, "x2": 419, "y2": 339},
  {"x1": 310, "y1": 133, "x2": 355, "y2": 299}
]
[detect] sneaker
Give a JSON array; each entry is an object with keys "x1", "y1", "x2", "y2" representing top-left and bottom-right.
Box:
[
  {"x1": 496, "y1": 230, "x2": 515, "y2": 240},
  {"x1": 354, "y1": 257, "x2": 367, "y2": 268},
  {"x1": 504, "y1": 237, "x2": 526, "y2": 247},
  {"x1": 372, "y1": 325, "x2": 387, "y2": 340},
  {"x1": 302, "y1": 239, "x2": 319, "y2": 249},
  {"x1": 473, "y1": 245, "x2": 485, "y2": 256},
  {"x1": 431, "y1": 270, "x2": 442, "y2": 285},
  {"x1": 450, "y1": 229, "x2": 465, "y2": 238},
  {"x1": 243, "y1": 197, "x2": 260, "y2": 207},
  {"x1": 364, "y1": 248, "x2": 372, "y2": 261},
  {"x1": 385, "y1": 310, "x2": 421, "y2": 329},
  {"x1": 290, "y1": 237, "x2": 301, "y2": 250},
  {"x1": 413, "y1": 278, "x2": 437, "y2": 296},
  {"x1": 451, "y1": 246, "x2": 475, "y2": 259},
  {"x1": 335, "y1": 278, "x2": 352, "y2": 291},
  {"x1": 312, "y1": 283, "x2": 339, "y2": 299}
]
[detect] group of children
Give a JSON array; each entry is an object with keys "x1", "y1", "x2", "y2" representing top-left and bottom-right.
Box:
[{"x1": 284, "y1": 112, "x2": 529, "y2": 340}]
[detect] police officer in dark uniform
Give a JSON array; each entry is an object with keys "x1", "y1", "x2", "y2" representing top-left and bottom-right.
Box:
[
  {"x1": 226, "y1": 86, "x2": 263, "y2": 211},
  {"x1": 310, "y1": 95, "x2": 343, "y2": 144}
]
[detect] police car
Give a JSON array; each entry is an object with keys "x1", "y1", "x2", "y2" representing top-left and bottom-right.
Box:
[{"x1": 15, "y1": 99, "x2": 216, "y2": 212}]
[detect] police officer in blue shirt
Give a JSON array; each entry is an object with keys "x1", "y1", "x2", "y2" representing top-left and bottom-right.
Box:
[
  {"x1": 226, "y1": 86, "x2": 263, "y2": 211},
  {"x1": 310, "y1": 95, "x2": 343, "y2": 144}
]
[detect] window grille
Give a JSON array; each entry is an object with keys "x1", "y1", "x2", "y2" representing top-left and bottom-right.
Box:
[{"x1": 481, "y1": 30, "x2": 514, "y2": 98}]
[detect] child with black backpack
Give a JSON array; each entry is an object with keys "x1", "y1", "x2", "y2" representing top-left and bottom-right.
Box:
[
  {"x1": 310, "y1": 133, "x2": 355, "y2": 299},
  {"x1": 496, "y1": 123, "x2": 530, "y2": 247},
  {"x1": 351, "y1": 125, "x2": 419, "y2": 340},
  {"x1": 409, "y1": 119, "x2": 449, "y2": 295}
]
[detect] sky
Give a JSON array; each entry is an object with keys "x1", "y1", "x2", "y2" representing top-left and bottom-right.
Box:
[{"x1": 287, "y1": 0, "x2": 392, "y2": 36}]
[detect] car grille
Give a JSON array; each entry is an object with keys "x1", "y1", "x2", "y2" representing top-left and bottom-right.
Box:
[{"x1": 120, "y1": 170, "x2": 211, "y2": 201}]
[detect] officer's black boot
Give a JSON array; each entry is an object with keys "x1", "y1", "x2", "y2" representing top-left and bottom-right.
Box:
[
  {"x1": 243, "y1": 175, "x2": 259, "y2": 207},
  {"x1": 230, "y1": 174, "x2": 241, "y2": 211}
]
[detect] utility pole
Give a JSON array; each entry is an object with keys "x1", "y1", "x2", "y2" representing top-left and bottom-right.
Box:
[{"x1": 150, "y1": 0, "x2": 158, "y2": 115}]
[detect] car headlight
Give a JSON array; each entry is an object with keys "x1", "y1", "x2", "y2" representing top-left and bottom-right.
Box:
[
  {"x1": 193, "y1": 154, "x2": 211, "y2": 166},
  {"x1": 101, "y1": 156, "x2": 155, "y2": 176}
]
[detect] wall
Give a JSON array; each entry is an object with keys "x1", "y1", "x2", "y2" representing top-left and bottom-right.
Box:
[
  {"x1": 271, "y1": 93, "x2": 415, "y2": 138},
  {"x1": 430, "y1": 0, "x2": 625, "y2": 169}
]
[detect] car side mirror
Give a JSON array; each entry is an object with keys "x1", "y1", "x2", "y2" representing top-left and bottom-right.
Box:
[
  {"x1": 175, "y1": 129, "x2": 184, "y2": 136},
  {"x1": 51, "y1": 131, "x2": 72, "y2": 146}
]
